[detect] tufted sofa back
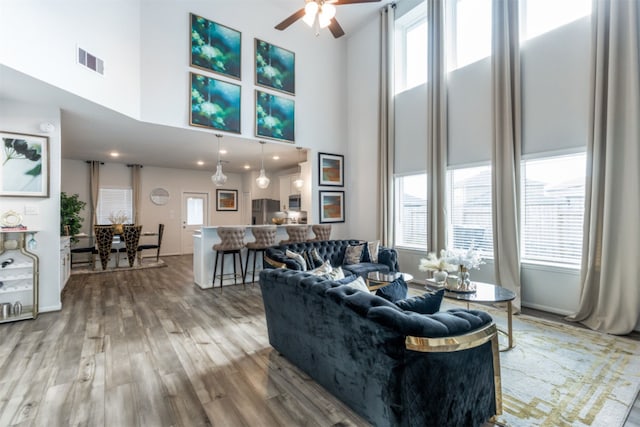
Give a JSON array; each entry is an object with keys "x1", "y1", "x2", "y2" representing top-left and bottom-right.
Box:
[{"x1": 269, "y1": 239, "x2": 361, "y2": 267}]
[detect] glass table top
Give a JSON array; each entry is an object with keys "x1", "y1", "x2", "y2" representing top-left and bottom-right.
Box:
[{"x1": 426, "y1": 280, "x2": 515, "y2": 303}]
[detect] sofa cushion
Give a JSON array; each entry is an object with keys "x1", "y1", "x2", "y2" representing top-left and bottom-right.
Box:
[
  {"x1": 342, "y1": 276, "x2": 370, "y2": 293},
  {"x1": 375, "y1": 276, "x2": 408, "y2": 302},
  {"x1": 377, "y1": 248, "x2": 398, "y2": 272},
  {"x1": 307, "y1": 260, "x2": 332, "y2": 276},
  {"x1": 343, "y1": 262, "x2": 390, "y2": 278},
  {"x1": 334, "y1": 274, "x2": 358, "y2": 285},
  {"x1": 362, "y1": 240, "x2": 380, "y2": 263},
  {"x1": 305, "y1": 248, "x2": 324, "y2": 269},
  {"x1": 396, "y1": 289, "x2": 445, "y2": 315},
  {"x1": 324, "y1": 265, "x2": 345, "y2": 280},
  {"x1": 344, "y1": 243, "x2": 365, "y2": 264},
  {"x1": 286, "y1": 249, "x2": 307, "y2": 271}
]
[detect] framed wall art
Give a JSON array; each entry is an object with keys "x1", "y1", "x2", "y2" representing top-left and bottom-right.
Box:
[
  {"x1": 0, "y1": 131, "x2": 49, "y2": 197},
  {"x1": 319, "y1": 191, "x2": 345, "y2": 223},
  {"x1": 216, "y1": 189, "x2": 238, "y2": 211},
  {"x1": 190, "y1": 13, "x2": 241, "y2": 80},
  {"x1": 255, "y1": 39, "x2": 295, "y2": 95},
  {"x1": 190, "y1": 72, "x2": 241, "y2": 133},
  {"x1": 255, "y1": 90, "x2": 295, "y2": 143},
  {"x1": 318, "y1": 152, "x2": 344, "y2": 187}
]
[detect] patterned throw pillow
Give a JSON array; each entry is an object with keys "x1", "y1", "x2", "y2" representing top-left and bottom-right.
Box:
[
  {"x1": 324, "y1": 266, "x2": 345, "y2": 280},
  {"x1": 344, "y1": 244, "x2": 365, "y2": 265},
  {"x1": 286, "y1": 249, "x2": 307, "y2": 271},
  {"x1": 303, "y1": 248, "x2": 324, "y2": 270},
  {"x1": 307, "y1": 260, "x2": 332, "y2": 276},
  {"x1": 263, "y1": 255, "x2": 286, "y2": 269},
  {"x1": 395, "y1": 289, "x2": 445, "y2": 314},
  {"x1": 366, "y1": 240, "x2": 380, "y2": 263}
]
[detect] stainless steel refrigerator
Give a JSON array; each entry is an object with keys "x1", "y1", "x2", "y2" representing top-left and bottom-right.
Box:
[{"x1": 251, "y1": 199, "x2": 280, "y2": 225}]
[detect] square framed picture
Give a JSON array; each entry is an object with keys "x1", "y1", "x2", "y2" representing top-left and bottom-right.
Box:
[
  {"x1": 216, "y1": 189, "x2": 238, "y2": 211},
  {"x1": 0, "y1": 131, "x2": 49, "y2": 197},
  {"x1": 319, "y1": 191, "x2": 345, "y2": 223},
  {"x1": 255, "y1": 90, "x2": 295, "y2": 143},
  {"x1": 190, "y1": 72, "x2": 241, "y2": 133},
  {"x1": 255, "y1": 39, "x2": 295, "y2": 95},
  {"x1": 318, "y1": 152, "x2": 344, "y2": 187},
  {"x1": 190, "y1": 13, "x2": 241, "y2": 80}
]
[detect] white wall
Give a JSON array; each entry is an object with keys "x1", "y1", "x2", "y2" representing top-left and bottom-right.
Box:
[
  {"x1": 0, "y1": 0, "x2": 141, "y2": 117},
  {"x1": 0, "y1": 100, "x2": 62, "y2": 313}
]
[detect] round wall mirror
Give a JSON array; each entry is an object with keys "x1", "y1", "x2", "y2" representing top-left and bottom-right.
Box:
[{"x1": 150, "y1": 188, "x2": 170, "y2": 205}]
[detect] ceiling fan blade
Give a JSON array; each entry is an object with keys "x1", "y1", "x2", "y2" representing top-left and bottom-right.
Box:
[
  {"x1": 328, "y1": 18, "x2": 345, "y2": 38},
  {"x1": 334, "y1": 0, "x2": 382, "y2": 5},
  {"x1": 275, "y1": 8, "x2": 306, "y2": 31}
]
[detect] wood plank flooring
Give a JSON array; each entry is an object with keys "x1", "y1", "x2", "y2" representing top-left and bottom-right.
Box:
[
  {"x1": 0, "y1": 255, "x2": 367, "y2": 427},
  {"x1": 0, "y1": 255, "x2": 638, "y2": 426}
]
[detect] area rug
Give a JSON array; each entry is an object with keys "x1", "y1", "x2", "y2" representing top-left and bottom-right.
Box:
[
  {"x1": 70, "y1": 259, "x2": 167, "y2": 275},
  {"x1": 440, "y1": 300, "x2": 640, "y2": 426}
]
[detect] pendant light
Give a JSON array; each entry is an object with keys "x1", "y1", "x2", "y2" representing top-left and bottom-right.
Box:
[
  {"x1": 256, "y1": 141, "x2": 271, "y2": 189},
  {"x1": 211, "y1": 134, "x2": 227, "y2": 186},
  {"x1": 292, "y1": 147, "x2": 304, "y2": 190}
]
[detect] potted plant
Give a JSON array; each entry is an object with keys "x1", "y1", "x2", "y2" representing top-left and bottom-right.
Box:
[
  {"x1": 60, "y1": 192, "x2": 86, "y2": 242},
  {"x1": 418, "y1": 250, "x2": 455, "y2": 284}
]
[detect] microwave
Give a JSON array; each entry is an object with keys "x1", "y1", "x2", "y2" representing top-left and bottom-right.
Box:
[{"x1": 288, "y1": 194, "x2": 301, "y2": 211}]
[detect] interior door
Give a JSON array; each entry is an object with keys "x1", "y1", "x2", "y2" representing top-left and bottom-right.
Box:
[{"x1": 181, "y1": 192, "x2": 208, "y2": 254}]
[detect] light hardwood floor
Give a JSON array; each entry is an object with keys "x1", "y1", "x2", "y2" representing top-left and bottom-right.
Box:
[{"x1": 0, "y1": 255, "x2": 638, "y2": 426}]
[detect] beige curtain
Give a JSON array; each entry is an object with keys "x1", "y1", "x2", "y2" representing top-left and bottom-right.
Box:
[
  {"x1": 491, "y1": 0, "x2": 522, "y2": 312},
  {"x1": 88, "y1": 161, "x2": 100, "y2": 229},
  {"x1": 567, "y1": 0, "x2": 640, "y2": 334},
  {"x1": 378, "y1": 4, "x2": 395, "y2": 247},
  {"x1": 426, "y1": 0, "x2": 448, "y2": 253},
  {"x1": 130, "y1": 164, "x2": 143, "y2": 225}
]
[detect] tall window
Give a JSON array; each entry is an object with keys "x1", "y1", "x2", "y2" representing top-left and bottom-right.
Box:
[
  {"x1": 448, "y1": 0, "x2": 492, "y2": 71},
  {"x1": 447, "y1": 165, "x2": 494, "y2": 255},
  {"x1": 521, "y1": 152, "x2": 586, "y2": 266},
  {"x1": 395, "y1": 3, "x2": 428, "y2": 93},
  {"x1": 97, "y1": 187, "x2": 133, "y2": 225},
  {"x1": 521, "y1": 0, "x2": 591, "y2": 41},
  {"x1": 395, "y1": 174, "x2": 428, "y2": 249}
]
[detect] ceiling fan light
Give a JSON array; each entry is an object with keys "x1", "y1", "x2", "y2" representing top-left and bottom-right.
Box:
[
  {"x1": 321, "y1": 3, "x2": 336, "y2": 20},
  {"x1": 303, "y1": 2, "x2": 318, "y2": 26},
  {"x1": 256, "y1": 169, "x2": 271, "y2": 189}
]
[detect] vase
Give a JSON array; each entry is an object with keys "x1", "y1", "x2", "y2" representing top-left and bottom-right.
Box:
[
  {"x1": 456, "y1": 265, "x2": 474, "y2": 292},
  {"x1": 433, "y1": 270, "x2": 448, "y2": 284}
]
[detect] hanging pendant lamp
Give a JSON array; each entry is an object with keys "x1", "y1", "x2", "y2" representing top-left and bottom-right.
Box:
[
  {"x1": 211, "y1": 134, "x2": 227, "y2": 186},
  {"x1": 293, "y1": 147, "x2": 304, "y2": 190},
  {"x1": 256, "y1": 141, "x2": 270, "y2": 189}
]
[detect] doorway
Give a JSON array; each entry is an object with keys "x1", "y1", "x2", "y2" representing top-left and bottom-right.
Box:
[{"x1": 181, "y1": 192, "x2": 208, "y2": 254}]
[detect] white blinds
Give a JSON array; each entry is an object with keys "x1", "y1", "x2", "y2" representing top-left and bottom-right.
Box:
[
  {"x1": 395, "y1": 174, "x2": 428, "y2": 249},
  {"x1": 521, "y1": 153, "x2": 585, "y2": 265},
  {"x1": 97, "y1": 188, "x2": 133, "y2": 225}
]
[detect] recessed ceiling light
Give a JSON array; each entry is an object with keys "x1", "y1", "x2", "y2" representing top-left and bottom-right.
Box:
[
  {"x1": 197, "y1": 160, "x2": 204, "y2": 166},
  {"x1": 244, "y1": 164, "x2": 250, "y2": 169},
  {"x1": 110, "y1": 151, "x2": 119, "y2": 157},
  {"x1": 272, "y1": 155, "x2": 280, "y2": 160},
  {"x1": 219, "y1": 149, "x2": 227, "y2": 155}
]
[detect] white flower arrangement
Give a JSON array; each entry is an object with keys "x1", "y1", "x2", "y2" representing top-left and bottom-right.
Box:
[
  {"x1": 418, "y1": 250, "x2": 456, "y2": 272},
  {"x1": 444, "y1": 246, "x2": 485, "y2": 270},
  {"x1": 108, "y1": 210, "x2": 129, "y2": 224}
]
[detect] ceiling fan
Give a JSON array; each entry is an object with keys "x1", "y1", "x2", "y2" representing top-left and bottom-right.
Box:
[{"x1": 275, "y1": 0, "x2": 382, "y2": 39}]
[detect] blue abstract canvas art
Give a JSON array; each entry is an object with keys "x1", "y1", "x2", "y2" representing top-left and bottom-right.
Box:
[
  {"x1": 191, "y1": 13, "x2": 241, "y2": 80},
  {"x1": 190, "y1": 73, "x2": 241, "y2": 133},
  {"x1": 255, "y1": 39, "x2": 295, "y2": 95},
  {"x1": 255, "y1": 90, "x2": 295, "y2": 143}
]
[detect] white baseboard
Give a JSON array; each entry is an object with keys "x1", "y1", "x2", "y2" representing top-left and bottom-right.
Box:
[{"x1": 39, "y1": 303, "x2": 62, "y2": 313}]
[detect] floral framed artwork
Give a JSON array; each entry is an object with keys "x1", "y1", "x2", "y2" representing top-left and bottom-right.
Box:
[
  {"x1": 318, "y1": 152, "x2": 344, "y2": 187},
  {"x1": 319, "y1": 191, "x2": 345, "y2": 223},
  {"x1": 190, "y1": 13, "x2": 241, "y2": 80},
  {"x1": 216, "y1": 189, "x2": 238, "y2": 211},
  {"x1": 255, "y1": 39, "x2": 295, "y2": 95},
  {"x1": 1, "y1": 131, "x2": 49, "y2": 197},
  {"x1": 255, "y1": 90, "x2": 295, "y2": 143},
  {"x1": 190, "y1": 72, "x2": 241, "y2": 133}
]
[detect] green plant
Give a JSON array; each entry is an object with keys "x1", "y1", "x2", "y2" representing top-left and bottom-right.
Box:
[{"x1": 60, "y1": 192, "x2": 86, "y2": 241}]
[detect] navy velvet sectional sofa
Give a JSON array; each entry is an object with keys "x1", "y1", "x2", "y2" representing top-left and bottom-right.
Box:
[
  {"x1": 264, "y1": 239, "x2": 399, "y2": 278},
  {"x1": 259, "y1": 268, "x2": 502, "y2": 427}
]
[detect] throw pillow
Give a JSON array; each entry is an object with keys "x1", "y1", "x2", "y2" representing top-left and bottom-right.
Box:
[
  {"x1": 334, "y1": 274, "x2": 358, "y2": 285},
  {"x1": 342, "y1": 275, "x2": 370, "y2": 293},
  {"x1": 303, "y1": 248, "x2": 324, "y2": 270},
  {"x1": 324, "y1": 266, "x2": 345, "y2": 280},
  {"x1": 344, "y1": 244, "x2": 365, "y2": 265},
  {"x1": 366, "y1": 240, "x2": 380, "y2": 263},
  {"x1": 307, "y1": 260, "x2": 332, "y2": 276},
  {"x1": 375, "y1": 276, "x2": 408, "y2": 302},
  {"x1": 285, "y1": 249, "x2": 307, "y2": 271},
  {"x1": 263, "y1": 255, "x2": 286, "y2": 269},
  {"x1": 395, "y1": 289, "x2": 445, "y2": 314}
]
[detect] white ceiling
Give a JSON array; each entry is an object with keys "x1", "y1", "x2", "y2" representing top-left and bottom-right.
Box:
[{"x1": 0, "y1": 0, "x2": 391, "y2": 174}]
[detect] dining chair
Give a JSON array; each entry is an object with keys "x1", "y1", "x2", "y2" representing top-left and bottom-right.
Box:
[
  {"x1": 137, "y1": 223, "x2": 164, "y2": 264},
  {"x1": 119, "y1": 225, "x2": 142, "y2": 268},
  {"x1": 93, "y1": 225, "x2": 116, "y2": 270}
]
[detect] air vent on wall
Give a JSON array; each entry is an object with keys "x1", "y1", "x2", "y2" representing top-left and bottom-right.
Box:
[{"x1": 77, "y1": 47, "x2": 104, "y2": 75}]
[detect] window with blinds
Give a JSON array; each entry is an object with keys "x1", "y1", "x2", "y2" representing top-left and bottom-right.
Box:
[
  {"x1": 395, "y1": 174, "x2": 428, "y2": 249},
  {"x1": 521, "y1": 152, "x2": 586, "y2": 266},
  {"x1": 96, "y1": 188, "x2": 133, "y2": 225},
  {"x1": 447, "y1": 165, "x2": 494, "y2": 256}
]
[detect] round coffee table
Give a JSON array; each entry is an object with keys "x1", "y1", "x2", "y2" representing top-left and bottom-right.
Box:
[
  {"x1": 367, "y1": 271, "x2": 413, "y2": 292},
  {"x1": 426, "y1": 279, "x2": 516, "y2": 351}
]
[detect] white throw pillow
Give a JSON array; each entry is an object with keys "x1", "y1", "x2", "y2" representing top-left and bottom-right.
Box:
[
  {"x1": 308, "y1": 260, "x2": 332, "y2": 275},
  {"x1": 286, "y1": 249, "x2": 307, "y2": 271},
  {"x1": 343, "y1": 276, "x2": 369, "y2": 293},
  {"x1": 367, "y1": 240, "x2": 380, "y2": 263},
  {"x1": 325, "y1": 266, "x2": 345, "y2": 280}
]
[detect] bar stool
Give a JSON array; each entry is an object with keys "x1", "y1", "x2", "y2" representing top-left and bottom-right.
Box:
[
  {"x1": 279, "y1": 225, "x2": 311, "y2": 244},
  {"x1": 311, "y1": 224, "x2": 332, "y2": 241},
  {"x1": 212, "y1": 227, "x2": 246, "y2": 291},
  {"x1": 244, "y1": 225, "x2": 277, "y2": 284}
]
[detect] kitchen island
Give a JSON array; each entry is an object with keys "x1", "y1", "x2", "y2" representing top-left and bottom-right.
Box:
[{"x1": 193, "y1": 225, "x2": 303, "y2": 289}]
